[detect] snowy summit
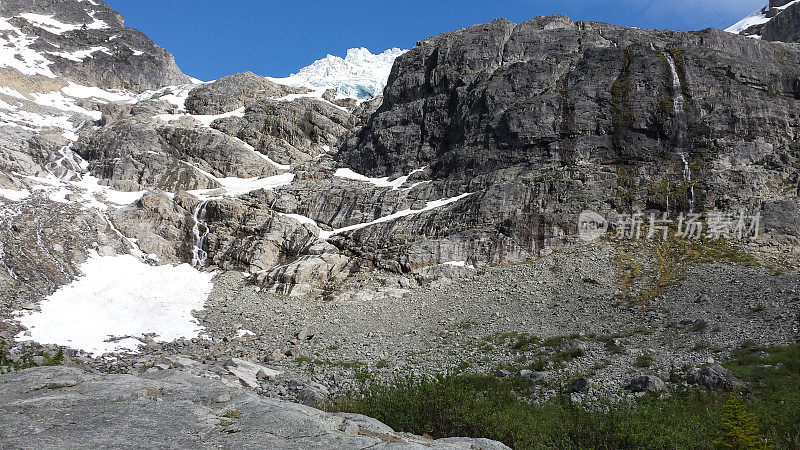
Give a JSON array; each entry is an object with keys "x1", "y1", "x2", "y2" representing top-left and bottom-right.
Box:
[
  {"x1": 272, "y1": 47, "x2": 407, "y2": 100},
  {"x1": 726, "y1": 0, "x2": 800, "y2": 38}
]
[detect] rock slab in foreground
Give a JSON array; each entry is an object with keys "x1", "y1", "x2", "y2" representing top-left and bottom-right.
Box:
[{"x1": 0, "y1": 367, "x2": 508, "y2": 449}]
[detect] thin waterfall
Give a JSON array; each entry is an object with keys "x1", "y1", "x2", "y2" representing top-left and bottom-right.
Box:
[
  {"x1": 191, "y1": 200, "x2": 210, "y2": 268},
  {"x1": 679, "y1": 152, "x2": 695, "y2": 212},
  {"x1": 664, "y1": 51, "x2": 694, "y2": 212},
  {"x1": 663, "y1": 52, "x2": 685, "y2": 114}
]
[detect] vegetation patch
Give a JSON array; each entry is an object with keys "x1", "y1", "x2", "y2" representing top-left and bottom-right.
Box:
[
  {"x1": 611, "y1": 47, "x2": 634, "y2": 150},
  {"x1": 0, "y1": 340, "x2": 64, "y2": 374},
  {"x1": 328, "y1": 342, "x2": 800, "y2": 449},
  {"x1": 613, "y1": 234, "x2": 758, "y2": 308}
]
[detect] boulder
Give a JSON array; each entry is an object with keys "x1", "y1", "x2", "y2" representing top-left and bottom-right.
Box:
[
  {"x1": 570, "y1": 377, "x2": 593, "y2": 393},
  {"x1": 686, "y1": 364, "x2": 742, "y2": 391},
  {"x1": 624, "y1": 375, "x2": 666, "y2": 393}
]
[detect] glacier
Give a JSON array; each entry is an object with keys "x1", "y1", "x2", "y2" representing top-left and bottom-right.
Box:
[{"x1": 270, "y1": 47, "x2": 407, "y2": 100}]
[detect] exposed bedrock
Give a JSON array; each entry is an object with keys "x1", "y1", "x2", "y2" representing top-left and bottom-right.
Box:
[{"x1": 330, "y1": 16, "x2": 800, "y2": 266}]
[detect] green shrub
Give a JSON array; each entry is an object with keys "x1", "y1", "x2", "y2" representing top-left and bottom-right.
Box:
[
  {"x1": 328, "y1": 343, "x2": 800, "y2": 449},
  {"x1": 634, "y1": 353, "x2": 654, "y2": 368},
  {"x1": 0, "y1": 341, "x2": 64, "y2": 374},
  {"x1": 714, "y1": 392, "x2": 769, "y2": 449},
  {"x1": 328, "y1": 373, "x2": 723, "y2": 449}
]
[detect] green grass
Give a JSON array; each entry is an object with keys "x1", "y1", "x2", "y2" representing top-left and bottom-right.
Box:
[{"x1": 328, "y1": 343, "x2": 800, "y2": 449}]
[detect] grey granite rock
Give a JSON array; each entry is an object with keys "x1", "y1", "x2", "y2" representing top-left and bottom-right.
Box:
[
  {"x1": 73, "y1": 118, "x2": 279, "y2": 192},
  {"x1": 185, "y1": 72, "x2": 302, "y2": 115},
  {"x1": 213, "y1": 97, "x2": 356, "y2": 165},
  {"x1": 331, "y1": 16, "x2": 800, "y2": 267},
  {"x1": 763, "y1": 2, "x2": 800, "y2": 42},
  {"x1": 0, "y1": 366, "x2": 509, "y2": 449},
  {"x1": 687, "y1": 364, "x2": 742, "y2": 391}
]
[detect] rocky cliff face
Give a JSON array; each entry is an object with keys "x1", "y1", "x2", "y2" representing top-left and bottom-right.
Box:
[
  {"x1": 763, "y1": 1, "x2": 800, "y2": 42},
  {"x1": 334, "y1": 16, "x2": 800, "y2": 268}
]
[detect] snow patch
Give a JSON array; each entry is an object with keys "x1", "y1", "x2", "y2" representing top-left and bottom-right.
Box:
[
  {"x1": 442, "y1": 261, "x2": 476, "y2": 269},
  {"x1": 47, "y1": 46, "x2": 111, "y2": 62},
  {"x1": 335, "y1": 167, "x2": 425, "y2": 190},
  {"x1": 19, "y1": 13, "x2": 109, "y2": 35},
  {"x1": 15, "y1": 252, "x2": 215, "y2": 356},
  {"x1": 22, "y1": 173, "x2": 145, "y2": 209},
  {"x1": 318, "y1": 192, "x2": 472, "y2": 239},
  {"x1": 726, "y1": 1, "x2": 800, "y2": 36},
  {"x1": 0, "y1": 18, "x2": 57, "y2": 77},
  {"x1": 726, "y1": 7, "x2": 771, "y2": 34},
  {"x1": 0, "y1": 188, "x2": 30, "y2": 201},
  {"x1": 0, "y1": 86, "x2": 27, "y2": 100},
  {"x1": 62, "y1": 82, "x2": 134, "y2": 102},
  {"x1": 156, "y1": 106, "x2": 245, "y2": 127},
  {"x1": 236, "y1": 329, "x2": 255, "y2": 338},
  {"x1": 136, "y1": 83, "x2": 202, "y2": 109},
  {"x1": 188, "y1": 173, "x2": 295, "y2": 201}
]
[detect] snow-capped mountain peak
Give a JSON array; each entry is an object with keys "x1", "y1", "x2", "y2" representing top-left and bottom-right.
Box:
[
  {"x1": 726, "y1": 0, "x2": 800, "y2": 40},
  {"x1": 726, "y1": 6, "x2": 772, "y2": 36},
  {"x1": 271, "y1": 47, "x2": 407, "y2": 100}
]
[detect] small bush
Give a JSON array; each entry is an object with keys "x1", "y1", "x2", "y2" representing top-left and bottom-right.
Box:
[
  {"x1": 328, "y1": 373, "x2": 723, "y2": 449},
  {"x1": 714, "y1": 392, "x2": 768, "y2": 449},
  {"x1": 634, "y1": 353, "x2": 654, "y2": 368}
]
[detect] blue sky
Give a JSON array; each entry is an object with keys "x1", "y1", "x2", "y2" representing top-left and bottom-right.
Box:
[{"x1": 105, "y1": 0, "x2": 764, "y2": 81}]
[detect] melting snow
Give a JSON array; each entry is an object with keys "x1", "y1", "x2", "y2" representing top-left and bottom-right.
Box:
[
  {"x1": 62, "y1": 82, "x2": 135, "y2": 102},
  {"x1": 15, "y1": 252, "x2": 214, "y2": 356},
  {"x1": 726, "y1": 1, "x2": 800, "y2": 35},
  {"x1": 0, "y1": 17, "x2": 57, "y2": 77},
  {"x1": 188, "y1": 173, "x2": 295, "y2": 201},
  {"x1": 136, "y1": 82, "x2": 202, "y2": 109},
  {"x1": 236, "y1": 329, "x2": 255, "y2": 338},
  {"x1": 156, "y1": 106, "x2": 245, "y2": 127},
  {"x1": 47, "y1": 46, "x2": 111, "y2": 62},
  {"x1": 0, "y1": 106, "x2": 78, "y2": 139},
  {"x1": 442, "y1": 261, "x2": 476, "y2": 269},
  {"x1": 23, "y1": 173, "x2": 145, "y2": 209},
  {"x1": 0, "y1": 86, "x2": 27, "y2": 100},
  {"x1": 335, "y1": 167, "x2": 426, "y2": 190},
  {"x1": 726, "y1": 8, "x2": 771, "y2": 34}
]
